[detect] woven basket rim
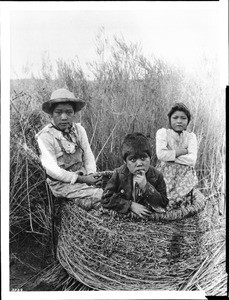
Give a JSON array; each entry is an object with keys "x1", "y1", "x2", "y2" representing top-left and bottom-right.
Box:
[{"x1": 62, "y1": 188, "x2": 206, "y2": 223}]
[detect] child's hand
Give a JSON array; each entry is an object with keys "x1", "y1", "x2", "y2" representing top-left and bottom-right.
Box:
[
  {"x1": 130, "y1": 202, "x2": 151, "y2": 219},
  {"x1": 91, "y1": 173, "x2": 103, "y2": 186},
  {"x1": 78, "y1": 173, "x2": 102, "y2": 186},
  {"x1": 133, "y1": 170, "x2": 147, "y2": 191}
]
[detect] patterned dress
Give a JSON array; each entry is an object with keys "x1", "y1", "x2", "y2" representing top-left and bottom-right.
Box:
[{"x1": 156, "y1": 128, "x2": 198, "y2": 210}]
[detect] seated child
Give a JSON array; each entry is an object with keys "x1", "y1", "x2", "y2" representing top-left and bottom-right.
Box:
[
  {"x1": 156, "y1": 103, "x2": 198, "y2": 210},
  {"x1": 101, "y1": 133, "x2": 169, "y2": 218}
]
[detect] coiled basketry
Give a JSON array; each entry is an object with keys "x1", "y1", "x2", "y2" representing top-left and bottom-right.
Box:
[{"x1": 56, "y1": 189, "x2": 214, "y2": 290}]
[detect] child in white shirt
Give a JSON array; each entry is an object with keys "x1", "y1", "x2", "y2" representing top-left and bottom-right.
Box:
[{"x1": 156, "y1": 103, "x2": 198, "y2": 210}]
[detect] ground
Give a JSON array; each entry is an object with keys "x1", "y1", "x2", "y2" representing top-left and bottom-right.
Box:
[
  {"x1": 10, "y1": 232, "x2": 57, "y2": 291},
  {"x1": 9, "y1": 230, "x2": 89, "y2": 291}
]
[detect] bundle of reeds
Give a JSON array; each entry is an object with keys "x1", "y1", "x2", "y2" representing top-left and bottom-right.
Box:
[
  {"x1": 182, "y1": 235, "x2": 226, "y2": 295},
  {"x1": 54, "y1": 189, "x2": 225, "y2": 292}
]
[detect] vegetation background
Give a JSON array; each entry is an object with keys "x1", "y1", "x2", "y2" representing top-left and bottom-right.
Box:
[{"x1": 9, "y1": 35, "x2": 225, "y2": 291}]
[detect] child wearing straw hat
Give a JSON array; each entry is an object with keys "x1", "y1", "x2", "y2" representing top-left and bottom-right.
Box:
[
  {"x1": 101, "y1": 133, "x2": 168, "y2": 218},
  {"x1": 156, "y1": 103, "x2": 198, "y2": 210},
  {"x1": 36, "y1": 88, "x2": 103, "y2": 206}
]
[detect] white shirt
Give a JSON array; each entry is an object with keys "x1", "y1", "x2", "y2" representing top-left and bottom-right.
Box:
[
  {"x1": 156, "y1": 128, "x2": 198, "y2": 167},
  {"x1": 36, "y1": 123, "x2": 97, "y2": 183}
]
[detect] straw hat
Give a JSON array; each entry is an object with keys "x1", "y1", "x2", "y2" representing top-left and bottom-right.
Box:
[{"x1": 42, "y1": 88, "x2": 85, "y2": 114}]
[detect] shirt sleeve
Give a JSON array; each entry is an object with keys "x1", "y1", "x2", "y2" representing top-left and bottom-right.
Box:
[
  {"x1": 77, "y1": 124, "x2": 97, "y2": 174},
  {"x1": 156, "y1": 128, "x2": 176, "y2": 161},
  {"x1": 175, "y1": 132, "x2": 197, "y2": 166},
  {"x1": 36, "y1": 132, "x2": 77, "y2": 183}
]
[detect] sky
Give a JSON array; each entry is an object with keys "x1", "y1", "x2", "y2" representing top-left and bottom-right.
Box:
[{"x1": 3, "y1": 1, "x2": 227, "y2": 81}]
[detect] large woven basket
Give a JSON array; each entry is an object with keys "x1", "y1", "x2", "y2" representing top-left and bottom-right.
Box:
[{"x1": 56, "y1": 189, "x2": 215, "y2": 290}]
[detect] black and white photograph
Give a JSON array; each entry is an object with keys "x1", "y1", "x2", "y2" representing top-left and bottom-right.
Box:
[{"x1": 1, "y1": 1, "x2": 228, "y2": 299}]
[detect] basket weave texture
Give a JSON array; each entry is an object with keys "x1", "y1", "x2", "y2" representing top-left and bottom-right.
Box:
[{"x1": 56, "y1": 189, "x2": 214, "y2": 290}]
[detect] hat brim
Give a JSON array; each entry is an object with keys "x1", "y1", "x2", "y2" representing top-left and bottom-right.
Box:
[{"x1": 42, "y1": 98, "x2": 86, "y2": 114}]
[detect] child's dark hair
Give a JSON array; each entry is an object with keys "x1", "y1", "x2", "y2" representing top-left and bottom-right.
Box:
[
  {"x1": 167, "y1": 103, "x2": 191, "y2": 124},
  {"x1": 121, "y1": 132, "x2": 152, "y2": 161}
]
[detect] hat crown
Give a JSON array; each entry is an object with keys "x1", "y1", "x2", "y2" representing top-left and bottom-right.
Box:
[
  {"x1": 42, "y1": 88, "x2": 85, "y2": 114},
  {"x1": 50, "y1": 88, "x2": 76, "y2": 100}
]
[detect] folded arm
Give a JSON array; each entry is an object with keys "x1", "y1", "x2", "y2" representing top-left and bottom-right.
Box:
[
  {"x1": 156, "y1": 128, "x2": 176, "y2": 161},
  {"x1": 175, "y1": 133, "x2": 197, "y2": 166},
  {"x1": 156, "y1": 128, "x2": 197, "y2": 166}
]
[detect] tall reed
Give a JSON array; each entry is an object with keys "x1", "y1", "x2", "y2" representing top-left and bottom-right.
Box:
[{"x1": 10, "y1": 35, "x2": 225, "y2": 240}]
